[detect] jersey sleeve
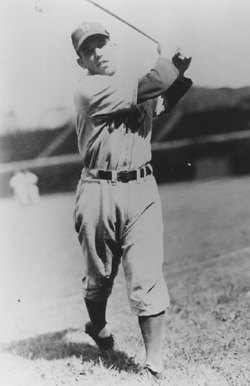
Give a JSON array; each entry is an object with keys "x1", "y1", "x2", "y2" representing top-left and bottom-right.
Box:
[
  {"x1": 137, "y1": 57, "x2": 192, "y2": 114},
  {"x1": 160, "y1": 76, "x2": 193, "y2": 114}
]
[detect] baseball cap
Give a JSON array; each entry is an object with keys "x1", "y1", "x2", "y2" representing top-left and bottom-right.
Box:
[{"x1": 71, "y1": 22, "x2": 110, "y2": 53}]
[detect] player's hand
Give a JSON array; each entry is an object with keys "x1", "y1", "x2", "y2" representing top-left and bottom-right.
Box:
[
  {"x1": 157, "y1": 41, "x2": 176, "y2": 58},
  {"x1": 172, "y1": 49, "x2": 192, "y2": 76}
]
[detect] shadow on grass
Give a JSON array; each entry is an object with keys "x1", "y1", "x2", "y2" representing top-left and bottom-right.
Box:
[{"x1": 1, "y1": 328, "x2": 140, "y2": 373}]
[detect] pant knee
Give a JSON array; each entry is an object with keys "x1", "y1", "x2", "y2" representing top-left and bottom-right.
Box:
[
  {"x1": 82, "y1": 275, "x2": 113, "y2": 302},
  {"x1": 128, "y1": 277, "x2": 170, "y2": 316}
]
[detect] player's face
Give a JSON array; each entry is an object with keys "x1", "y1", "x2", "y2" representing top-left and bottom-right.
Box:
[{"x1": 78, "y1": 35, "x2": 116, "y2": 76}]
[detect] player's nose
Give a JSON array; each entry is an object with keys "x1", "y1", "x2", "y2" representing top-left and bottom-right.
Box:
[{"x1": 95, "y1": 47, "x2": 103, "y2": 58}]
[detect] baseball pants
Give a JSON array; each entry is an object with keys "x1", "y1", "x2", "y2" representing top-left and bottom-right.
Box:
[{"x1": 74, "y1": 168, "x2": 170, "y2": 316}]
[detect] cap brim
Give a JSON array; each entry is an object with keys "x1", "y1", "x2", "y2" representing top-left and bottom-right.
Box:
[{"x1": 76, "y1": 30, "x2": 109, "y2": 52}]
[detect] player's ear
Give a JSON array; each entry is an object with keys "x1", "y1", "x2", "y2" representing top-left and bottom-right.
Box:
[{"x1": 77, "y1": 57, "x2": 86, "y2": 69}]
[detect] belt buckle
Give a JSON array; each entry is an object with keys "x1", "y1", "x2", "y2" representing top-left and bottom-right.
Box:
[{"x1": 117, "y1": 171, "x2": 127, "y2": 183}]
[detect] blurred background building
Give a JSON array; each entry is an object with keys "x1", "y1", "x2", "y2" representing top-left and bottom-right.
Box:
[{"x1": 1, "y1": 0, "x2": 250, "y2": 196}]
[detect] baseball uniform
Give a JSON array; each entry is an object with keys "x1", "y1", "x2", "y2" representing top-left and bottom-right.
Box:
[{"x1": 73, "y1": 57, "x2": 192, "y2": 316}]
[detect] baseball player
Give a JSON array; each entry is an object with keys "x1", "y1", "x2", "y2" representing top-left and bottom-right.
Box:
[
  {"x1": 9, "y1": 170, "x2": 40, "y2": 206},
  {"x1": 71, "y1": 22, "x2": 192, "y2": 382}
]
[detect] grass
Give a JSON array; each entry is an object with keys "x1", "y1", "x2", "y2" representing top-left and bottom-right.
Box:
[{"x1": 0, "y1": 176, "x2": 250, "y2": 385}]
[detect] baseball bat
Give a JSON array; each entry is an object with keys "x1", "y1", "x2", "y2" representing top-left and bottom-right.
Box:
[{"x1": 85, "y1": 0, "x2": 159, "y2": 45}]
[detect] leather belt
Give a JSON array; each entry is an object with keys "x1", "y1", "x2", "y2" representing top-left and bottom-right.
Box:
[{"x1": 98, "y1": 164, "x2": 153, "y2": 183}]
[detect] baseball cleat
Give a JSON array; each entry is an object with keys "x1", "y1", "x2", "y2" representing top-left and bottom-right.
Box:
[{"x1": 85, "y1": 321, "x2": 114, "y2": 350}]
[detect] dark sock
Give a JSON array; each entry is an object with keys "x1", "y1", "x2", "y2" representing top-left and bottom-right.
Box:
[
  {"x1": 138, "y1": 311, "x2": 165, "y2": 372},
  {"x1": 85, "y1": 298, "x2": 108, "y2": 333}
]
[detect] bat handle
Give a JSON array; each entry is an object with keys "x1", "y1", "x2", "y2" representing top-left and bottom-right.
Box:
[{"x1": 157, "y1": 42, "x2": 163, "y2": 55}]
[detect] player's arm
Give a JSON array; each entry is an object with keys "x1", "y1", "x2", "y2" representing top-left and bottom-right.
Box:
[
  {"x1": 137, "y1": 52, "x2": 192, "y2": 111},
  {"x1": 163, "y1": 51, "x2": 192, "y2": 112},
  {"x1": 137, "y1": 58, "x2": 179, "y2": 103}
]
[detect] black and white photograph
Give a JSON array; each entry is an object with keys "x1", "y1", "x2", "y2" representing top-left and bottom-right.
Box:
[{"x1": 0, "y1": 0, "x2": 250, "y2": 385}]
